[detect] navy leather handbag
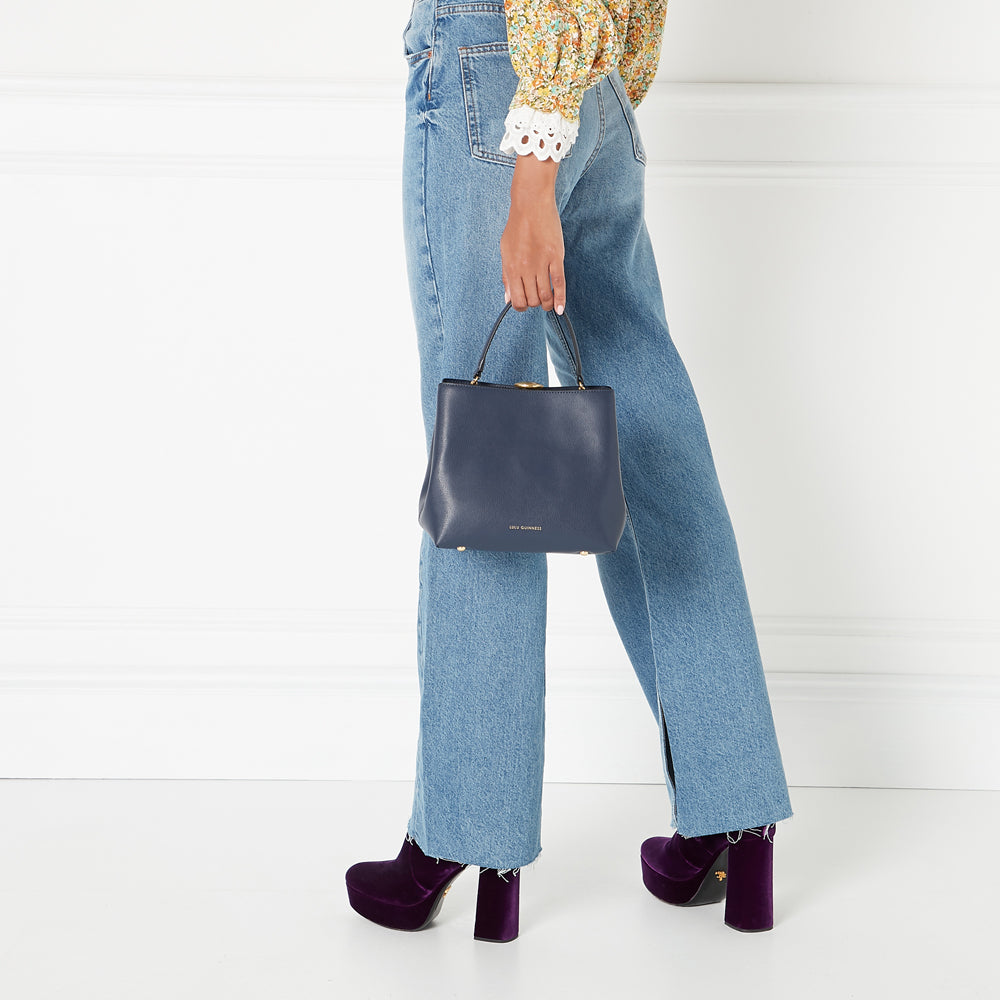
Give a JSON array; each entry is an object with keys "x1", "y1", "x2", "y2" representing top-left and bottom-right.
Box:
[{"x1": 418, "y1": 302, "x2": 627, "y2": 554}]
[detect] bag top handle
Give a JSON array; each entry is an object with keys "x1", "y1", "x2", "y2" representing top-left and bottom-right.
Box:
[{"x1": 470, "y1": 302, "x2": 586, "y2": 389}]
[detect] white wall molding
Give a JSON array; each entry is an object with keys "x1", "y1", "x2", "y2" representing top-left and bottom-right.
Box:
[
  {"x1": 3, "y1": 74, "x2": 998, "y2": 110},
  {"x1": 0, "y1": 150, "x2": 404, "y2": 181},
  {"x1": 1, "y1": 75, "x2": 999, "y2": 184},
  {"x1": 0, "y1": 72, "x2": 404, "y2": 104},
  {"x1": 646, "y1": 161, "x2": 1000, "y2": 186},
  {"x1": 2, "y1": 152, "x2": 994, "y2": 187}
]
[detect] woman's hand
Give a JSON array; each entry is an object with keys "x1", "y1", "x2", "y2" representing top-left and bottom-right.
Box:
[{"x1": 500, "y1": 154, "x2": 566, "y2": 314}]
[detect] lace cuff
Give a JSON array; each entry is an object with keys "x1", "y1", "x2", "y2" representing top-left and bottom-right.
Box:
[{"x1": 499, "y1": 106, "x2": 579, "y2": 162}]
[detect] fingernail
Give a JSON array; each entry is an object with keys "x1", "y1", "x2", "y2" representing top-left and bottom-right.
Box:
[
  {"x1": 504, "y1": 288, "x2": 510, "y2": 303},
  {"x1": 556, "y1": 304, "x2": 564, "y2": 315}
]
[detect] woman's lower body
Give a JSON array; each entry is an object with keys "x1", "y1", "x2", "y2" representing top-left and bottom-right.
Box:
[{"x1": 400, "y1": 0, "x2": 794, "y2": 872}]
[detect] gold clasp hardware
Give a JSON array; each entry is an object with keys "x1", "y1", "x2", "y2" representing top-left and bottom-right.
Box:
[{"x1": 514, "y1": 381, "x2": 544, "y2": 389}]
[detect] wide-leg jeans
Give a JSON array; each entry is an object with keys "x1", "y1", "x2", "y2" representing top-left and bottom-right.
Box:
[{"x1": 401, "y1": 0, "x2": 794, "y2": 870}]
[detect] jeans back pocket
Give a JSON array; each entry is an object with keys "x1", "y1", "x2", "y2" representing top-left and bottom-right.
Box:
[{"x1": 458, "y1": 42, "x2": 572, "y2": 166}]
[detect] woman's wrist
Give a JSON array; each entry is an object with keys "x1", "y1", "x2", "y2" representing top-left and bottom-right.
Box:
[{"x1": 510, "y1": 154, "x2": 559, "y2": 204}]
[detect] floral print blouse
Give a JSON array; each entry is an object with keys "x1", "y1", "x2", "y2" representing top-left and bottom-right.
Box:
[{"x1": 499, "y1": 0, "x2": 669, "y2": 162}]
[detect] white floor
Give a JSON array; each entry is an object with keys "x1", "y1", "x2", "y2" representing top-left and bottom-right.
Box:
[{"x1": 0, "y1": 780, "x2": 995, "y2": 999}]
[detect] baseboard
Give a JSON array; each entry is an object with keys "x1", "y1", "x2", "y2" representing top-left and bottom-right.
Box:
[{"x1": 1, "y1": 608, "x2": 997, "y2": 788}]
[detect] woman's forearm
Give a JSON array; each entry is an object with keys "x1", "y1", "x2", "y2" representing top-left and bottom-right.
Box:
[{"x1": 501, "y1": 154, "x2": 566, "y2": 314}]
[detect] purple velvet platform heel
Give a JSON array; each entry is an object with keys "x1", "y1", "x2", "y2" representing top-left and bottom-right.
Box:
[
  {"x1": 724, "y1": 824, "x2": 775, "y2": 932},
  {"x1": 640, "y1": 823, "x2": 776, "y2": 932},
  {"x1": 345, "y1": 834, "x2": 520, "y2": 941},
  {"x1": 473, "y1": 866, "x2": 520, "y2": 943}
]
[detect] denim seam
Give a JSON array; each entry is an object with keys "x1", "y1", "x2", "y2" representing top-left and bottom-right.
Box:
[
  {"x1": 426, "y1": 4, "x2": 439, "y2": 101},
  {"x1": 578, "y1": 79, "x2": 607, "y2": 181},
  {"x1": 438, "y1": 3, "x2": 506, "y2": 14},
  {"x1": 620, "y1": 493, "x2": 680, "y2": 828},
  {"x1": 607, "y1": 72, "x2": 647, "y2": 166},
  {"x1": 419, "y1": 91, "x2": 447, "y2": 349},
  {"x1": 459, "y1": 48, "x2": 480, "y2": 161},
  {"x1": 458, "y1": 40, "x2": 508, "y2": 50}
]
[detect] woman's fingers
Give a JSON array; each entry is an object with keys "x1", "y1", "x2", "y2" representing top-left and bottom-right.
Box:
[
  {"x1": 508, "y1": 275, "x2": 529, "y2": 312},
  {"x1": 550, "y1": 261, "x2": 566, "y2": 315},
  {"x1": 536, "y1": 269, "x2": 555, "y2": 312},
  {"x1": 524, "y1": 273, "x2": 550, "y2": 311},
  {"x1": 505, "y1": 266, "x2": 565, "y2": 312},
  {"x1": 506, "y1": 271, "x2": 559, "y2": 312}
]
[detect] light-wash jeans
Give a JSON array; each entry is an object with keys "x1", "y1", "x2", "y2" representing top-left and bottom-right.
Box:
[{"x1": 401, "y1": 0, "x2": 794, "y2": 870}]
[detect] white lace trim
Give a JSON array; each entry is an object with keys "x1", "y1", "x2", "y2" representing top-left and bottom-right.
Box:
[{"x1": 499, "y1": 106, "x2": 579, "y2": 162}]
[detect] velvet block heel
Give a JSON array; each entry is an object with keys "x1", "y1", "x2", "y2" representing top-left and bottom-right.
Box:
[
  {"x1": 473, "y1": 867, "x2": 520, "y2": 942},
  {"x1": 641, "y1": 822, "x2": 777, "y2": 931},
  {"x1": 724, "y1": 823, "x2": 775, "y2": 932},
  {"x1": 346, "y1": 834, "x2": 521, "y2": 940}
]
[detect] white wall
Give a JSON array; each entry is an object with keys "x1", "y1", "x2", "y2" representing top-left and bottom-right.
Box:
[{"x1": 1, "y1": 1, "x2": 998, "y2": 788}]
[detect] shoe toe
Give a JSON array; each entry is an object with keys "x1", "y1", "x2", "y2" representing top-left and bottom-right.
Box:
[{"x1": 346, "y1": 860, "x2": 402, "y2": 901}]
